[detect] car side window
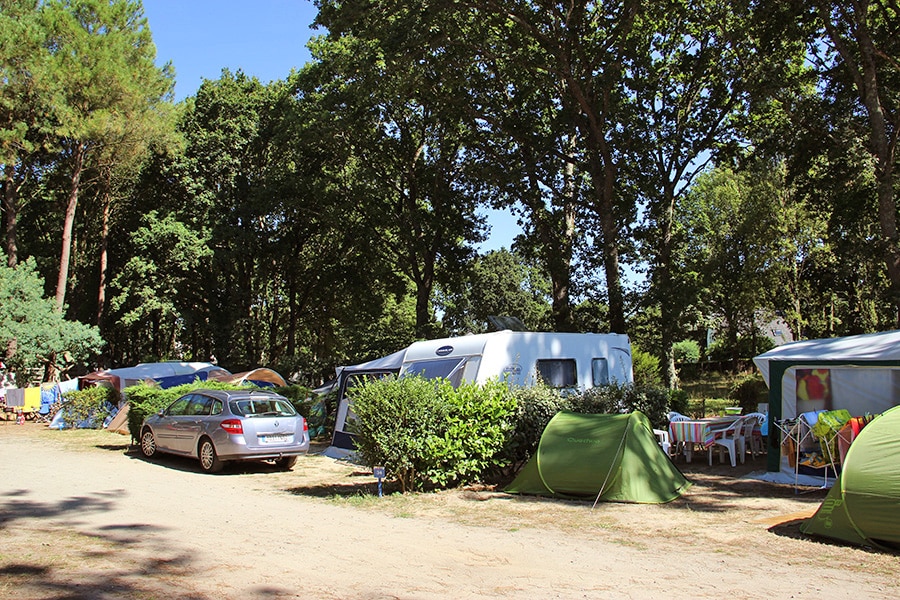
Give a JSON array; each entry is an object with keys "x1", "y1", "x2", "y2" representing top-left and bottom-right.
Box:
[
  {"x1": 166, "y1": 396, "x2": 191, "y2": 416},
  {"x1": 187, "y1": 395, "x2": 213, "y2": 416},
  {"x1": 211, "y1": 399, "x2": 223, "y2": 415}
]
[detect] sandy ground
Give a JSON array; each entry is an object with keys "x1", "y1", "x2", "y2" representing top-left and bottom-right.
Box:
[{"x1": 1, "y1": 423, "x2": 898, "y2": 600}]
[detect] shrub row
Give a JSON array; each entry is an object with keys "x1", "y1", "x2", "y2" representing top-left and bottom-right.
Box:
[
  {"x1": 348, "y1": 376, "x2": 684, "y2": 492},
  {"x1": 349, "y1": 376, "x2": 516, "y2": 492}
]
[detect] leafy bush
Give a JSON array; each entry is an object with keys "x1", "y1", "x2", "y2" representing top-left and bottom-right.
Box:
[
  {"x1": 569, "y1": 383, "x2": 672, "y2": 429},
  {"x1": 349, "y1": 375, "x2": 516, "y2": 492},
  {"x1": 668, "y1": 388, "x2": 690, "y2": 416},
  {"x1": 673, "y1": 339, "x2": 701, "y2": 363},
  {"x1": 494, "y1": 384, "x2": 567, "y2": 477},
  {"x1": 729, "y1": 373, "x2": 768, "y2": 414},
  {"x1": 59, "y1": 386, "x2": 118, "y2": 429},
  {"x1": 125, "y1": 380, "x2": 246, "y2": 442},
  {"x1": 424, "y1": 378, "x2": 517, "y2": 488},
  {"x1": 631, "y1": 346, "x2": 663, "y2": 387}
]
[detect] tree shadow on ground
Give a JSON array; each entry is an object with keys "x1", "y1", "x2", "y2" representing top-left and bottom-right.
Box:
[{"x1": 0, "y1": 489, "x2": 216, "y2": 599}]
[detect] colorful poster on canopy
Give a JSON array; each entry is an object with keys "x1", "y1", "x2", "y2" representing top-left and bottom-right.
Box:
[{"x1": 796, "y1": 368, "x2": 832, "y2": 413}]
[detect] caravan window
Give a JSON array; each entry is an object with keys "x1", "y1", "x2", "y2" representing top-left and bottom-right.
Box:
[
  {"x1": 592, "y1": 358, "x2": 609, "y2": 386},
  {"x1": 404, "y1": 357, "x2": 467, "y2": 387},
  {"x1": 536, "y1": 359, "x2": 577, "y2": 388}
]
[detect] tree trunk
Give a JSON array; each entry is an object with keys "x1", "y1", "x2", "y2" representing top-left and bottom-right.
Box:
[
  {"x1": 55, "y1": 141, "x2": 87, "y2": 313},
  {"x1": 96, "y1": 175, "x2": 111, "y2": 327},
  {"x1": 3, "y1": 164, "x2": 19, "y2": 268},
  {"x1": 657, "y1": 184, "x2": 678, "y2": 389}
]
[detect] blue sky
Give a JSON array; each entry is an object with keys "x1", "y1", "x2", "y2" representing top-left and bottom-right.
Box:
[{"x1": 141, "y1": 0, "x2": 518, "y2": 251}]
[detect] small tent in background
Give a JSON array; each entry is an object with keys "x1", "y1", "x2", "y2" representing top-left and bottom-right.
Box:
[
  {"x1": 800, "y1": 405, "x2": 900, "y2": 549},
  {"x1": 505, "y1": 411, "x2": 689, "y2": 504},
  {"x1": 80, "y1": 362, "x2": 229, "y2": 393},
  {"x1": 208, "y1": 367, "x2": 287, "y2": 388}
]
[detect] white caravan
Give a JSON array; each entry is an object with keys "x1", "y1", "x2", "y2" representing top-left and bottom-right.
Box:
[{"x1": 329, "y1": 330, "x2": 633, "y2": 452}]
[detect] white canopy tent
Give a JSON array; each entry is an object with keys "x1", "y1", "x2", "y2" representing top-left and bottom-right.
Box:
[{"x1": 753, "y1": 330, "x2": 900, "y2": 472}]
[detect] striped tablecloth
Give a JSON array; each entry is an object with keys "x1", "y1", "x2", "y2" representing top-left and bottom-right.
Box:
[{"x1": 668, "y1": 417, "x2": 740, "y2": 462}]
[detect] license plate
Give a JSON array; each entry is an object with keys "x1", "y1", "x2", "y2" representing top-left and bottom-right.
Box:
[{"x1": 259, "y1": 434, "x2": 291, "y2": 444}]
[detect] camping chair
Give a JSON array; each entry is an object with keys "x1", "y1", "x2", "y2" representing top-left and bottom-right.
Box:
[
  {"x1": 667, "y1": 413, "x2": 692, "y2": 459},
  {"x1": 708, "y1": 417, "x2": 747, "y2": 467},
  {"x1": 742, "y1": 412, "x2": 767, "y2": 459},
  {"x1": 653, "y1": 429, "x2": 673, "y2": 458}
]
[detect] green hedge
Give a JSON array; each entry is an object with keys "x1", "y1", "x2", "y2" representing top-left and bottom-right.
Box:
[
  {"x1": 349, "y1": 375, "x2": 516, "y2": 492},
  {"x1": 124, "y1": 380, "x2": 246, "y2": 442}
]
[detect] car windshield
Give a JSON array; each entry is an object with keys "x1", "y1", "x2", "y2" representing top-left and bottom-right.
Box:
[{"x1": 229, "y1": 398, "x2": 297, "y2": 417}]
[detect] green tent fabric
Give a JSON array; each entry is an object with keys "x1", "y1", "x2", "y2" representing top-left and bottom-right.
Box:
[
  {"x1": 800, "y1": 405, "x2": 900, "y2": 549},
  {"x1": 505, "y1": 411, "x2": 690, "y2": 504}
]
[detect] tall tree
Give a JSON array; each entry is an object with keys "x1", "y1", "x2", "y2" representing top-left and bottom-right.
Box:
[
  {"x1": 625, "y1": 0, "x2": 786, "y2": 386},
  {"x1": 39, "y1": 0, "x2": 173, "y2": 312},
  {"x1": 467, "y1": 0, "x2": 639, "y2": 334},
  {"x1": 812, "y1": 0, "x2": 900, "y2": 325},
  {"x1": 313, "y1": 5, "x2": 486, "y2": 338},
  {"x1": 0, "y1": 0, "x2": 52, "y2": 268}
]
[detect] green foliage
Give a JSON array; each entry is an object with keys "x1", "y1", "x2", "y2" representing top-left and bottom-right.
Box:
[
  {"x1": 630, "y1": 346, "x2": 663, "y2": 388},
  {"x1": 673, "y1": 339, "x2": 701, "y2": 364},
  {"x1": 424, "y1": 379, "x2": 516, "y2": 488},
  {"x1": 348, "y1": 375, "x2": 449, "y2": 492},
  {"x1": 0, "y1": 256, "x2": 104, "y2": 374},
  {"x1": 729, "y1": 373, "x2": 769, "y2": 414},
  {"x1": 59, "y1": 386, "x2": 118, "y2": 429},
  {"x1": 493, "y1": 383, "x2": 566, "y2": 477},
  {"x1": 437, "y1": 249, "x2": 551, "y2": 335},
  {"x1": 348, "y1": 375, "x2": 516, "y2": 492},
  {"x1": 569, "y1": 383, "x2": 672, "y2": 430},
  {"x1": 125, "y1": 380, "x2": 245, "y2": 442},
  {"x1": 707, "y1": 333, "x2": 775, "y2": 361},
  {"x1": 668, "y1": 388, "x2": 690, "y2": 416}
]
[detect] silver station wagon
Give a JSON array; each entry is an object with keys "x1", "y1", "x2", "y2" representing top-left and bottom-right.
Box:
[{"x1": 139, "y1": 389, "x2": 310, "y2": 473}]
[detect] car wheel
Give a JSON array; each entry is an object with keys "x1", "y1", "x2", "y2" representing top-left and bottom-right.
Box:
[
  {"x1": 140, "y1": 428, "x2": 158, "y2": 458},
  {"x1": 198, "y1": 438, "x2": 223, "y2": 473},
  {"x1": 275, "y1": 456, "x2": 297, "y2": 471}
]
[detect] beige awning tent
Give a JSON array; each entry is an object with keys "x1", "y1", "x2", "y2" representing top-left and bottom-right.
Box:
[{"x1": 207, "y1": 367, "x2": 287, "y2": 387}]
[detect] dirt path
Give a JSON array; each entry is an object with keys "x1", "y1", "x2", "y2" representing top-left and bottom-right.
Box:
[{"x1": 1, "y1": 424, "x2": 898, "y2": 599}]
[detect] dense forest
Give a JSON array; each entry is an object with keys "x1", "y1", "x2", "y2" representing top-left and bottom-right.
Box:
[{"x1": 2, "y1": 0, "x2": 898, "y2": 387}]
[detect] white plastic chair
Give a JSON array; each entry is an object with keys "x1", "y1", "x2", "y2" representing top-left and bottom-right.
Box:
[
  {"x1": 743, "y1": 412, "x2": 767, "y2": 458},
  {"x1": 708, "y1": 417, "x2": 747, "y2": 467},
  {"x1": 653, "y1": 429, "x2": 672, "y2": 457},
  {"x1": 667, "y1": 413, "x2": 692, "y2": 459}
]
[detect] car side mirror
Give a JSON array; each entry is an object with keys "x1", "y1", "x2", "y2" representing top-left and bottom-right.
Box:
[{"x1": 157, "y1": 410, "x2": 165, "y2": 417}]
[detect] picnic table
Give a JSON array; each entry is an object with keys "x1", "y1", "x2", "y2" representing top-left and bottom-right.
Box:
[{"x1": 668, "y1": 416, "x2": 739, "y2": 463}]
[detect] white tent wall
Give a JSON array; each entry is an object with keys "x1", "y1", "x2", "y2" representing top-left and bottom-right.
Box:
[
  {"x1": 753, "y1": 330, "x2": 900, "y2": 472},
  {"x1": 779, "y1": 365, "x2": 900, "y2": 420}
]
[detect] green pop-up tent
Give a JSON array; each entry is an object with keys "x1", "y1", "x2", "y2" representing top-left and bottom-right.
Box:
[
  {"x1": 505, "y1": 411, "x2": 689, "y2": 504},
  {"x1": 800, "y1": 405, "x2": 900, "y2": 549}
]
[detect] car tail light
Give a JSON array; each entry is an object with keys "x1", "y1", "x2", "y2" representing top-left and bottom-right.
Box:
[
  {"x1": 303, "y1": 418, "x2": 308, "y2": 433},
  {"x1": 220, "y1": 419, "x2": 243, "y2": 434}
]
